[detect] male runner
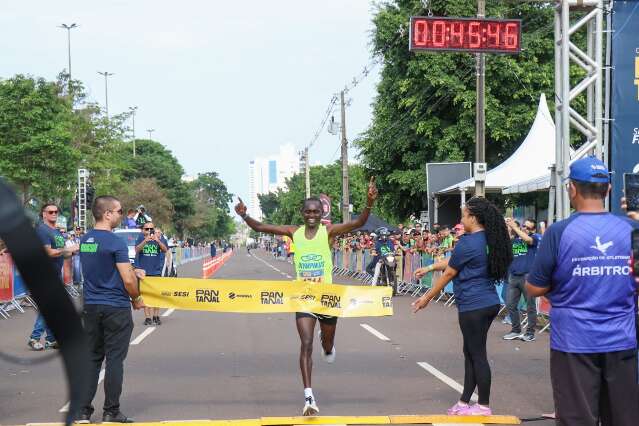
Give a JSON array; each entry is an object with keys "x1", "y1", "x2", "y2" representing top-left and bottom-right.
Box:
[{"x1": 234, "y1": 177, "x2": 378, "y2": 416}]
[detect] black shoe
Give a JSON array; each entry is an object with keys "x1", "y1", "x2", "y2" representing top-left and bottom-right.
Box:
[
  {"x1": 73, "y1": 412, "x2": 91, "y2": 424},
  {"x1": 153, "y1": 316, "x2": 161, "y2": 326},
  {"x1": 143, "y1": 317, "x2": 153, "y2": 326},
  {"x1": 102, "y1": 411, "x2": 134, "y2": 423}
]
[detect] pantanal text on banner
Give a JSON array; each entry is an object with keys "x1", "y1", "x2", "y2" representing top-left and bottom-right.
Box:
[{"x1": 140, "y1": 277, "x2": 393, "y2": 317}]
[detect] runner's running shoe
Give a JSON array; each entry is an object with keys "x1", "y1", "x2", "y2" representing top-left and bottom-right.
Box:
[
  {"x1": 302, "y1": 396, "x2": 319, "y2": 416},
  {"x1": 321, "y1": 346, "x2": 336, "y2": 364},
  {"x1": 458, "y1": 404, "x2": 492, "y2": 416}
]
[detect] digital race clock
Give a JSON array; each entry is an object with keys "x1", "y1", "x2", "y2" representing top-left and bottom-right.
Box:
[{"x1": 409, "y1": 17, "x2": 521, "y2": 54}]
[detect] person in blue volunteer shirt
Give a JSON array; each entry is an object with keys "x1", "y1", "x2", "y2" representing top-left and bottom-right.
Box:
[
  {"x1": 134, "y1": 222, "x2": 168, "y2": 326},
  {"x1": 503, "y1": 218, "x2": 541, "y2": 342},
  {"x1": 413, "y1": 197, "x2": 512, "y2": 416},
  {"x1": 526, "y1": 156, "x2": 639, "y2": 426},
  {"x1": 28, "y1": 203, "x2": 79, "y2": 351},
  {"x1": 76, "y1": 196, "x2": 146, "y2": 424}
]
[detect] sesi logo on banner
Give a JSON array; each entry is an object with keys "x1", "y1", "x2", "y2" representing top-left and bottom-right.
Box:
[
  {"x1": 140, "y1": 277, "x2": 393, "y2": 317},
  {"x1": 611, "y1": 2, "x2": 639, "y2": 213}
]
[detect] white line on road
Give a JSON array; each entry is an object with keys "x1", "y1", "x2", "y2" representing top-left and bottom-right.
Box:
[
  {"x1": 59, "y1": 369, "x2": 105, "y2": 413},
  {"x1": 161, "y1": 308, "x2": 175, "y2": 317},
  {"x1": 130, "y1": 327, "x2": 156, "y2": 345},
  {"x1": 360, "y1": 323, "x2": 391, "y2": 341},
  {"x1": 417, "y1": 361, "x2": 478, "y2": 402},
  {"x1": 252, "y1": 252, "x2": 293, "y2": 279}
]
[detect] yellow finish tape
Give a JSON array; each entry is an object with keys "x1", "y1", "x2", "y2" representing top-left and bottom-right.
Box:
[{"x1": 140, "y1": 277, "x2": 393, "y2": 317}]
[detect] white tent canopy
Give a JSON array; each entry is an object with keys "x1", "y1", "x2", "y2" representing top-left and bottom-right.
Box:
[{"x1": 437, "y1": 94, "x2": 556, "y2": 195}]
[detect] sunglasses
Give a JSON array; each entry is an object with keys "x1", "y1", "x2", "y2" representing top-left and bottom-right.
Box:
[
  {"x1": 108, "y1": 208, "x2": 124, "y2": 215},
  {"x1": 143, "y1": 227, "x2": 155, "y2": 231},
  {"x1": 46, "y1": 210, "x2": 59, "y2": 214}
]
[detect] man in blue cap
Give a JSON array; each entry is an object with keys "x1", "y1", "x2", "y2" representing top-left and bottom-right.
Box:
[{"x1": 526, "y1": 156, "x2": 639, "y2": 425}]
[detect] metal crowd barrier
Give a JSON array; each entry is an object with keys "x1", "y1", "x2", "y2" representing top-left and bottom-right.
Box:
[{"x1": 0, "y1": 246, "x2": 212, "y2": 320}]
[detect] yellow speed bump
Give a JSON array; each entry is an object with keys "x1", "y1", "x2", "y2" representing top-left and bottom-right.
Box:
[
  {"x1": 21, "y1": 415, "x2": 522, "y2": 426},
  {"x1": 261, "y1": 416, "x2": 390, "y2": 425},
  {"x1": 389, "y1": 415, "x2": 521, "y2": 424}
]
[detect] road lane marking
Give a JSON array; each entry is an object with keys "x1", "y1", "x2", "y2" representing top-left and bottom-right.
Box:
[
  {"x1": 417, "y1": 361, "x2": 478, "y2": 402},
  {"x1": 360, "y1": 323, "x2": 390, "y2": 341},
  {"x1": 131, "y1": 327, "x2": 156, "y2": 345},
  {"x1": 162, "y1": 308, "x2": 175, "y2": 317},
  {"x1": 59, "y1": 369, "x2": 105, "y2": 412},
  {"x1": 252, "y1": 252, "x2": 293, "y2": 279}
]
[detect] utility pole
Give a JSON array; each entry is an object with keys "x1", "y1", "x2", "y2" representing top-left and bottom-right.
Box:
[
  {"x1": 129, "y1": 106, "x2": 138, "y2": 157},
  {"x1": 340, "y1": 90, "x2": 349, "y2": 222},
  {"x1": 59, "y1": 23, "x2": 78, "y2": 84},
  {"x1": 147, "y1": 128, "x2": 155, "y2": 140},
  {"x1": 304, "y1": 146, "x2": 310, "y2": 198},
  {"x1": 474, "y1": 0, "x2": 486, "y2": 198},
  {"x1": 97, "y1": 71, "x2": 114, "y2": 119}
]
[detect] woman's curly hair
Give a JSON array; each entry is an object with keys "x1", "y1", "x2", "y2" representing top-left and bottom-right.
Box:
[{"x1": 465, "y1": 197, "x2": 512, "y2": 280}]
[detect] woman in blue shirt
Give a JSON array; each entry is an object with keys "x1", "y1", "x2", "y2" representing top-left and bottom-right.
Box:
[{"x1": 412, "y1": 197, "x2": 512, "y2": 416}]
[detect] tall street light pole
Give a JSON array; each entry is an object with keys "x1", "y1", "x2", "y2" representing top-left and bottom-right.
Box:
[
  {"x1": 147, "y1": 129, "x2": 155, "y2": 141},
  {"x1": 340, "y1": 90, "x2": 350, "y2": 222},
  {"x1": 97, "y1": 71, "x2": 114, "y2": 119},
  {"x1": 474, "y1": 0, "x2": 486, "y2": 197},
  {"x1": 58, "y1": 23, "x2": 78, "y2": 83},
  {"x1": 129, "y1": 106, "x2": 138, "y2": 157}
]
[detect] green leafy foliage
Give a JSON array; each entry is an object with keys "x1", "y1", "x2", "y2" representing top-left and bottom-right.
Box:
[
  {"x1": 262, "y1": 162, "x2": 370, "y2": 225},
  {"x1": 356, "y1": 0, "x2": 559, "y2": 219}
]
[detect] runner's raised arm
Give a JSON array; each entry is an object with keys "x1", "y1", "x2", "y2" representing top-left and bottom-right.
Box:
[
  {"x1": 235, "y1": 197, "x2": 297, "y2": 237},
  {"x1": 328, "y1": 176, "x2": 378, "y2": 238}
]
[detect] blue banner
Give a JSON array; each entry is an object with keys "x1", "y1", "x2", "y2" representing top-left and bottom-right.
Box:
[{"x1": 611, "y1": 1, "x2": 639, "y2": 214}]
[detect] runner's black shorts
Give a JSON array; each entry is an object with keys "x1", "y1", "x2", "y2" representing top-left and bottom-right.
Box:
[{"x1": 296, "y1": 312, "x2": 338, "y2": 325}]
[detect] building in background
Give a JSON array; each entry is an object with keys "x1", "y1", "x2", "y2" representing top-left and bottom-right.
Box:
[{"x1": 248, "y1": 144, "x2": 299, "y2": 219}]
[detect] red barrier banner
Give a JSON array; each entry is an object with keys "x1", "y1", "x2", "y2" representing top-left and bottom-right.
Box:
[
  {"x1": 0, "y1": 253, "x2": 14, "y2": 302},
  {"x1": 202, "y1": 251, "x2": 233, "y2": 279}
]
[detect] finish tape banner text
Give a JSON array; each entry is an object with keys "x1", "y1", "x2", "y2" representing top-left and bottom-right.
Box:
[{"x1": 141, "y1": 277, "x2": 393, "y2": 317}]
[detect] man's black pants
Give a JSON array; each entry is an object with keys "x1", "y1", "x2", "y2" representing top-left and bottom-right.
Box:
[
  {"x1": 80, "y1": 304, "x2": 133, "y2": 416},
  {"x1": 551, "y1": 349, "x2": 639, "y2": 426}
]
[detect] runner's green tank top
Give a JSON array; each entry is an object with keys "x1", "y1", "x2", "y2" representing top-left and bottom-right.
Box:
[{"x1": 292, "y1": 225, "x2": 333, "y2": 284}]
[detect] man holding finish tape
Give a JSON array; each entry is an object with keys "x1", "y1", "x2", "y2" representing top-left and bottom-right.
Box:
[{"x1": 234, "y1": 176, "x2": 378, "y2": 416}]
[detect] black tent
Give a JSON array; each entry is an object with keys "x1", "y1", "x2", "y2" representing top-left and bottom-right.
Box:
[{"x1": 350, "y1": 212, "x2": 398, "y2": 233}]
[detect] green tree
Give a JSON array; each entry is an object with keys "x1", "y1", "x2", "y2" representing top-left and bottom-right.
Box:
[
  {"x1": 265, "y1": 162, "x2": 370, "y2": 225},
  {"x1": 125, "y1": 139, "x2": 195, "y2": 235},
  {"x1": 116, "y1": 178, "x2": 174, "y2": 228},
  {"x1": 183, "y1": 171, "x2": 236, "y2": 240},
  {"x1": 0, "y1": 75, "x2": 80, "y2": 204},
  {"x1": 258, "y1": 192, "x2": 280, "y2": 220},
  {"x1": 357, "y1": 0, "x2": 559, "y2": 220}
]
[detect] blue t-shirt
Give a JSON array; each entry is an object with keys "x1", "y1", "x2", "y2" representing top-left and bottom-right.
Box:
[
  {"x1": 448, "y1": 231, "x2": 500, "y2": 312},
  {"x1": 80, "y1": 229, "x2": 131, "y2": 308},
  {"x1": 134, "y1": 234, "x2": 168, "y2": 276},
  {"x1": 36, "y1": 223, "x2": 66, "y2": 274},
  {"x1": 509, "y1": 233, "x2": 541, "y2": 276},
  {"x1": 528, "y1": 212, "x2": 639, "y2": 353}
]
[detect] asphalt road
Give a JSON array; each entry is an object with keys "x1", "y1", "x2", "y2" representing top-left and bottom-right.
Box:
[{"x1": 0, "y1": 250, "x2": 554, "y2": 425}]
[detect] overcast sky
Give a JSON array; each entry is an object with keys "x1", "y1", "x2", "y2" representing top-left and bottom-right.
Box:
[{"x1": 2, "y1": 1, "x2": 381, "y2": 202}]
